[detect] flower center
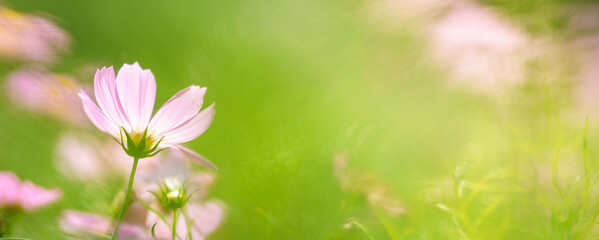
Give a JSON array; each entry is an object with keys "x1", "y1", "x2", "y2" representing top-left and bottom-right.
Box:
[
  {"x1": 128, "y1": 130, "x2": 157, "y2": 152},
  {"x1": 1, "y1": 9, "x2": 24, "y2": 20},
  {"x1": 118, "y1": 128, "x2": 163, "y2": 158}
]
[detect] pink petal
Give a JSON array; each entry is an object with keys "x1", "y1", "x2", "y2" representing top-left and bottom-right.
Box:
[
  {"x1": 79, "y1": 90, "x2": 119, "y2": 136},
  {"x1": 148, "y1": 86, "x2": 206, "y2": 137},
  {"x1": 0, "y1": 8, "x2": 71, "y2": 62},
  {"x1": 54, "y1": 133, "x2": 106, "y2": 181},
  {"x1": 0, "y1": 171, "x2": 21, "y2": 206},
  {"x1": 59, "y1": 210, "x2": 112, "y2": 236},
  {"x1": 187, "y1": 173, "x2": 216, "y2": 200},
  {"x1": 5, "y1": 68, "x2": 90, "y2": 125},
  {"x1": 115, "y1": 62, "x2": 156, "y2": 131},
  {"x1": 161, "y1": 103, "x2": 215, "y2": 145},
  {"x1": 145, "y1": 210, "x2": 173, "y2": 239},
  {"x1": 5, "y1": 68, "x2": 51, "y2": 108},
  {"x1": 186, "y1": 201, "x2": 224, "y2": 238},
  {"x1": 94, "y1": 66, "x2": 128, "y2": 129},
  {"x1": 18, "y1": 181, "x2": 62, "y2": 211},
  {"x1": 118, "y1": 224, "x2": 150, "y2": 240},
  {"x1": 173, "y1": 145, "x2": 217, "y2": 169},
  {"x1": 147, "y1": 207, "x2": 200, "y2": 240},
  {"x1": 30, "y1": 16, "x2": 71, "y2": 53}
]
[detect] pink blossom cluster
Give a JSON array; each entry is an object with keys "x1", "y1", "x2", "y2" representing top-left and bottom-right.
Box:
[
  {"x1": 1, "y1": 54, "x2": 224, "y2": 238},
  {"x1": 50, "y1": 62, "x2": 224, "y2": 239},
  {"x1": 1, "y1": 6, "x2": 82, "y2": 125},
  {"x1": 0, "y1": 1, "x2": 220, "y2": 239}
]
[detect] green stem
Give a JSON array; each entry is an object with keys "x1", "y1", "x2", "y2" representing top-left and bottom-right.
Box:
[
  {"x1": 0, "y1": 213, "x2": 8, "y2": 237},
  {"x1": 110, "y1": 157, "x2": 139, "y2": 240},
  {"x1": 1, "y1": 208, "x2": 22, "y2": 238},
  {"x1": 172, "y1": 209, "x2": 178, "y2": 240},
  {"x1": 349, "y1": 218, "x2": 375, "y2": 240},
  {"x1": 183, "y1": 210, "x2": 193, "y2": 240}
]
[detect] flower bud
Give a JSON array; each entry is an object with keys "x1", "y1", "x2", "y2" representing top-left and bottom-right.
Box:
[{"x1": 152, "y1": 177, "x2": 191, "y2": 210}]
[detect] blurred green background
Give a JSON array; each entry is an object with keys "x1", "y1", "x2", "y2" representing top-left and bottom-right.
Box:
[{"x1": 2, "y1": 0, "x2": 599, "y2": 239}]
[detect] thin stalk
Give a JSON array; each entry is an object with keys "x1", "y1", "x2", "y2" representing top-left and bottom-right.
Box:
[
  {"x1": 183, "y1": 210, "x2": 194, "y2": 240},
  {"x1": 347, "y1": 218, "x2": 375, "y2": 240},
  {"x1": 0, "y1": 211, "x2": 18, "y2": 238},
  {"x1": 582, "y1": 116, "x2": 592, "y2": 215},
  {"x1": 550, "y1": 145, "x2": 566, "y2": 201},
  {"x1": 172, "y1": 209, "x2": 178, "y2": 240},
  {"x1": 139, "y1": 199, "x2": 172, "y2": 228},
  {"x1": 374, "y1": 209, "x2": 401, "y2": 239},
  {"x1": 110, "y1": 157, "x2": 140, "y2": 240}
]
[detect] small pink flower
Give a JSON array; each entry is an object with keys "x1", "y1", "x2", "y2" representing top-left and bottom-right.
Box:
[
  {"x1": 0, "y1": 171, "x2": 62, "y2": 211},
  {"x1": 0, "y1": 7, "x2": 70, "y2": 62},
  {"x1": 5, "y1": 68, "x2": 90, "y2": 125},
  {"x1": 79, "y1": 62, "x2": 216, "y2": 168}
]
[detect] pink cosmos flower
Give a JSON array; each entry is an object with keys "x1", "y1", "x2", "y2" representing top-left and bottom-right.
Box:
[
  {"x1": 0, "y1": 7, "x2": 70, "y2": 62},
  {"x1": 0, "y1": 171, "x2": 62, "y2": 211},
  {"x1": 5, "y1": 68, "x2": 90, "y2": 126},
  {"x1": 78, "y1": 62, "x2": 216, "y2": 168}
]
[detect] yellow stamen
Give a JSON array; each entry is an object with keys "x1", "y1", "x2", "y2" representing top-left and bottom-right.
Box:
[{"x1": 125, "y1": 129, "x2": 158, "y2": 152}]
